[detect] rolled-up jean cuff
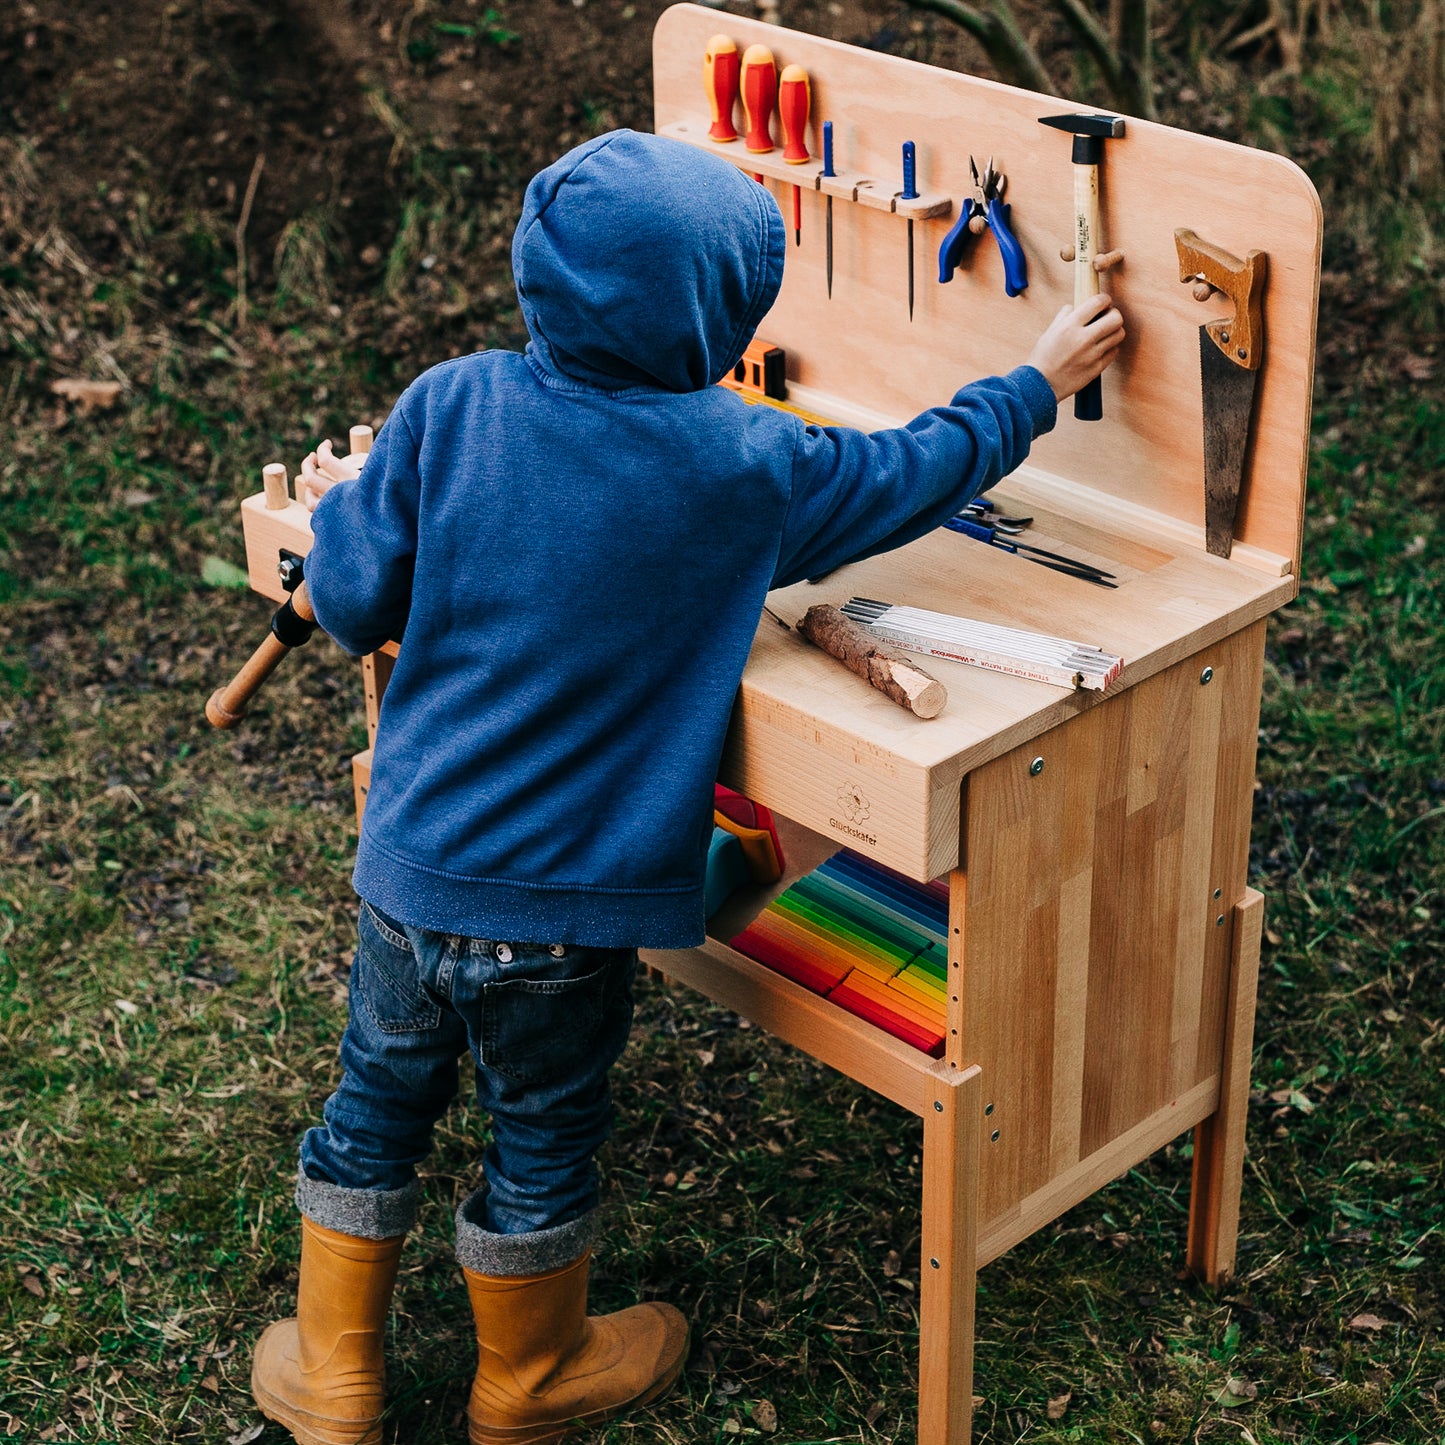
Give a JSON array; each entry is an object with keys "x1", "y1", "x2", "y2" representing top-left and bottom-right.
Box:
[
  {"x1": 454, "y1": 1186, "x2": 598, "y2": 1276},
  {"x1": 296, "y1": 1170, "x2": 421, "y2": 1239}
]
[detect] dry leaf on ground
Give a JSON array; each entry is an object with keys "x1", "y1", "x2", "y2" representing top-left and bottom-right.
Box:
[
  {"x1": 1216, "y1": 1377, "x2": 1259, "y2": 1407},
  {"x1": 49, "y1": 379, "x2": 123, "y2": 412}
]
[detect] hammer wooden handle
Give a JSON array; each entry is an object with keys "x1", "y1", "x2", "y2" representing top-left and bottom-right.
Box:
[{"x1": 206, "y1": 582, "x2": 316, "y2": 729}]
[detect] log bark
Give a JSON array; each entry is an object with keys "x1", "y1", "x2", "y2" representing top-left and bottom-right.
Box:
[{"x1": 798, "y1": 604, "x2": 948, "y2": 719}]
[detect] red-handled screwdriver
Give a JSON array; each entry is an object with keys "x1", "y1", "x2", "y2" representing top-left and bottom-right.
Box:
[
  {"x1": 703, "y1": 35, "x2": 740, "y2": 143},
  {"x1": 741, "y1": 43, "x2": 777, "y2": 184},
  {"x1": 778, "y1": 63, "x2": 811, "y2": 246}
]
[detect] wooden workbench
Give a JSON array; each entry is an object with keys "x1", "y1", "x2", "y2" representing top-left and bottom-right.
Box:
[
  {"x1": 643, "y1": 9, "x2": 1320, "y2": 1443},
  {"x1": 233, "y1": 8, "x2": 1320, "y2": 1440}
]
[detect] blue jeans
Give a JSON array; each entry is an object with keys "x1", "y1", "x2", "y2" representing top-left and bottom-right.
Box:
[{"x1": 300, "y1": 899, "x2": 637, "y2": 1235}]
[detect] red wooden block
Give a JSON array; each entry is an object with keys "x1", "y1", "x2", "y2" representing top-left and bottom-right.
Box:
[{"x1": 730, "y1": 927, "x2": 847, "y2": 995}]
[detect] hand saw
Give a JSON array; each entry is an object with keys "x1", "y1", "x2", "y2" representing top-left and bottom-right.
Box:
[{"x1": 1175, "y1": 228, "x2": 1268, "y2": 558}]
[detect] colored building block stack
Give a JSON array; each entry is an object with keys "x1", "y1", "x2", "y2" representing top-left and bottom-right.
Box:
[{"x1": 729, "y1": 851, "x2": 950, "y2": 1056}]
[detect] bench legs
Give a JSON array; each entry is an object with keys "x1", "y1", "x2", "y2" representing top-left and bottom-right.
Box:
[
  {"x1": 1186, "y1": 887, "x2": 1265, "y2": 1287},
  {"x1": 918, "y1": 1065, "x2": 982, "y2": 1445}
]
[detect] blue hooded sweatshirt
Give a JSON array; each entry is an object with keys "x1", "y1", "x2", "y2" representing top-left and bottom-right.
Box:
[{"x1": 307, "y1": 130, "x2": 1056, "y2": 949}]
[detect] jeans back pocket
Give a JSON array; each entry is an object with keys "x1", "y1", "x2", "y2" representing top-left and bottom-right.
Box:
[
  {"x1": 480, "y1": 949, "x2": 632, "y2": 1085},
  {"x1": 356, "y1": 900, "x2": 444, "y2": 1034}
]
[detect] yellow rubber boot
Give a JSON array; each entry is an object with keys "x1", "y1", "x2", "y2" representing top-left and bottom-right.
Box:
[
  {"x1": 251, "y1": 1217, "x2": 405, "y2": 1445},
  {"x1": 463, "y1": 1251, "x2": 688, "y2": 1445}
]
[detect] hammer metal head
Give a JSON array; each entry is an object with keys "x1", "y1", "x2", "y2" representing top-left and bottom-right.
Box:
[{"x1": 1038, "y1": 112, "x2": 1126, "y2": 165}]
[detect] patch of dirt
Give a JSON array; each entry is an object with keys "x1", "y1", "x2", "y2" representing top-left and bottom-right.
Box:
[{"x1": 1, "y1": 0, "x2": 971, "y2": 316}]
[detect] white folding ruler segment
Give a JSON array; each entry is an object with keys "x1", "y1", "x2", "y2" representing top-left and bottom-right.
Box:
[{"x1": 841, "y1": 598, "x2": 1123, "y2": 691}]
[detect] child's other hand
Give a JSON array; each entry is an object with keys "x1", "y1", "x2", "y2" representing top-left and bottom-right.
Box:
[
  {"x1": 1026, "y1": 295, "x2": 1126, "y2": 402},
  {"x1": 298, "y1": 438, "x2": 366, "y2": 512}
]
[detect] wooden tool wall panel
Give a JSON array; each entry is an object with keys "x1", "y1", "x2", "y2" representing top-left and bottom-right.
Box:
[
  {"x1": 956, "y1": 622, "x2": 1265, "y2": 1232},
  {"x1": 653, "y1": 5, "x2": 1321, "y2": 572}
]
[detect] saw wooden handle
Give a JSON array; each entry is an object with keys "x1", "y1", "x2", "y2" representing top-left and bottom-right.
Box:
[
  {"x1": 1174, "y1": 228, "x2": 1267, "y2": 370},
  {"x1": 798, "y1": 604, "x2": 947, "y2": 719},
  {"x1": 206, "y1": 582, "x2": 316, "y2": 730}
]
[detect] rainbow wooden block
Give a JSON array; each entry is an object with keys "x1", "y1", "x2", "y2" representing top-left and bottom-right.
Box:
[{"x1": 731, "y1": 849, "x2": 954, "y2": 1057}]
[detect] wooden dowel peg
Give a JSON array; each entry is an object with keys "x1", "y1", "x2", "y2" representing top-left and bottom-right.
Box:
[
  {"x1": 262, "y1": 462, "x2": 289, "y2": 510},
  {"x1": 349, "y1": 424, "x2": 374, "y2": 456},
  {"x1": 1058, "y1": 243, "x2": 1125, "y2": 271},
  {"x1": 798, "y1": 604, "x2": 947, "y2": 718}
]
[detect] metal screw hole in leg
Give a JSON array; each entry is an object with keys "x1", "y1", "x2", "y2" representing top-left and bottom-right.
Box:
[
  {"x1": 1030, "y1": 756, "x2": 1045, "y2": 776},
  {"x1": 1216, "y1": 914, "x2": 1226, "y2": 927},
  {"x1": 985, "y1": 1103, "x2": 994, "y2": 1116},
  {"x1": 1200, "y1": 666, "x2": 1214, "y2": 685},
  {"x1": 1214, "y1": 887, "x2": 1222, "y2": 899},
  {"x1": 934, "y1": 1100, "x2": 944, "y2": 1113},
  {"x1": 990, "y1": 1129, "x2": 1000, "y2": 1143},
  {"x1": 930, "y1": 1258, "x2": 940, "y2": 1270}
]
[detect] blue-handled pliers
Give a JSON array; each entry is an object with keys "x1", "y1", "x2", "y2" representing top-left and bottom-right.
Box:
[
  {"x1": 944, "y1": 513, "x2": 1118, "y2": 587},
  {"x1": 938, "y1": 156, "x2": 1028, "y2": 297}
]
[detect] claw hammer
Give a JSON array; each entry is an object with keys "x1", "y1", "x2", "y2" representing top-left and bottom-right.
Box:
[{"x1": 1038, "y1": 112, "x2": 1125, "y2": 421}]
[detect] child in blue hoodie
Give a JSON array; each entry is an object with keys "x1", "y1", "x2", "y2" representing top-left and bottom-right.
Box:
[{"x1": 251, "y1": 130, "x2": 1123, "y2": 1445}]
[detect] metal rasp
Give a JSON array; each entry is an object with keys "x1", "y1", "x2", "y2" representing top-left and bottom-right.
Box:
[{"x1": 1175, "y1": 228, "x2": 1268, "y2": 558}]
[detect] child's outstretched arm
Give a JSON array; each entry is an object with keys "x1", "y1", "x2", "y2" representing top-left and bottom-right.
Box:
[
  {"x1": 772, "y1": 295, "x2": 1124, "y2": 587},
  {"x1": 305, "y1": 403, "x2": 422, "y2": 657}
]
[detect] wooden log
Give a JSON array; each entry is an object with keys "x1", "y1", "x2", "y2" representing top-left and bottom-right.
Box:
[{"x1": 797, "y1": 603, "x2": 947, "y2": 718}]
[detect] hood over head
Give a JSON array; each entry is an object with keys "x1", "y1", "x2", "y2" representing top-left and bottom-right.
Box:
[{"x1": 512, "y1": 130, "x2": 786, "y2": 392}]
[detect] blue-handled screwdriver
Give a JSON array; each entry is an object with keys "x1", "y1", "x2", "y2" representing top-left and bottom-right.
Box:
[
  {"x1": 901, "y1": 140, "x2": 918, "y2": 320},
  {"x1": 822, "y1": 120, "x2": 835, "y2": 298}
]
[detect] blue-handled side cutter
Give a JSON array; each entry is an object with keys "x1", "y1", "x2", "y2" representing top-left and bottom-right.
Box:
[
  {"x1": 938, "y1": 156, "x2": 1028, "y2": 297},
  {"x1": 945, "y1": 513, "x2": 1118, "y2": 587}
]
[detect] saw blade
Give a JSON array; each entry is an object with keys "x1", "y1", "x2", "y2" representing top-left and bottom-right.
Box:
[{"x1": 1199, "y1": 327, "x2": 1259, "y2": 558}]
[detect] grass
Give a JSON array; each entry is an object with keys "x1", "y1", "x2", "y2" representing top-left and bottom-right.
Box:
[
  {"x1": 2, "y1": 0, "x2": 1444, "y2": 1439},
  {"x1": 3, "y1": 351, "x2": 1442, "y2": 1445}
]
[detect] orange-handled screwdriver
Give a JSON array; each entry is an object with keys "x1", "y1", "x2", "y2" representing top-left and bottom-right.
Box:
[
  {"x1": 741, "y1": 43, "x2": 777, "y2": 183},
  {"x1": 778, "y1": 63, "x2": 810, "y2": 246},
  {"x1": 703, "y1": 35, "x2": 740, "y2": 142}
]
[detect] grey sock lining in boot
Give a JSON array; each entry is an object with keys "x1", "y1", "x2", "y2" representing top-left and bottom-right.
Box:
[
  {"x1": 454, "y1": 1186, "x2": 599, "y2": 1276},
  {"x1": 295, "y1": 1171, "x2": 421, "y2": 1239}
]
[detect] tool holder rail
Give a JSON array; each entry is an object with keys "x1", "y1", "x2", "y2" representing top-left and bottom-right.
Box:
[{"x1": 657, "y1": 118, "x2": 953, "y2": 217}]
